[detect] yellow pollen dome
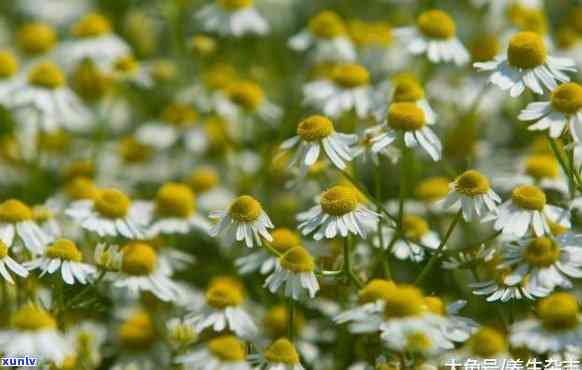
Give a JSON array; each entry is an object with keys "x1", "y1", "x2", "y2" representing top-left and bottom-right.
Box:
[
  {"x1": 415, "y1": 177, "x2": 450, "y2": 202},
  {"x1": 454, "y1": 170, "x2": 490, "y2": 196},
  {"x1": 393, "y1": 76, "x2": 424, "y2": 103},
  {"x1": 114, "y1": 55, "x2": 139, "y2": 74},
  {"x1": 226, "y1": 81, "x2": 265, "y2": 111},
  {"x1": 538, "y1": 292, "x2": 580, "y2": 331},
  {"x1": 549, "y1": 220, "x2": 568, "y2": 236},
  {"x1": 0, "y1": 241, "x2": 7, "y2": 258},
  {"x1": 72, "y1": 13, "x2": 112, "y2": 38},
  {"x1": 402, "y1": 215, "x2": 429, "y2": 242},
  {"x1": 405, "y1": 332, "x2": 432, "y2": 352},
  {"x1": 46, "y1": 239, "x2": 83, "y2": 262},
  {"x1": 331, "y1": 64, "x2": 370, "y2": 88},
  {"x1": 119, "y1": 311, "x2": 156, "y2": 350},
  {"x1": 217, "y1": 0, "x2": 253, "y2": 11},
  {"x1": 0, "y1": 199, "x2": 33, "y2": 223},
  {"x1": 308, "y1": 11, "x2": 346, "y2": 39},
  {"x1": 94, "y1": 188, "x2": 131, "y2": 219},
  {"x1": 208, "y1": 335, "x2": 247, "y2": 362},
  {"x1": 64, "y1": 177, "x2": 99, "y2": 201},
  {"x1": 280, "y1": 247, "x2": 315, "y2": 273},
  {"x1": 297, "y1": 115, "x2": 335, "y2": 142},
  {"x1": 523, "y1": 237, "x2": 560, "y2": 267},
  {"x1": 28, "y1": 62, "x2": 65, "y2": 89},
  {"x1": 228, "y1": 195, "x2": 263, "y2": 222},
  {"x1": 507, "y1": 32, "x2": 547, "y2": 69},
  {"x1": 320, "y1": 185, "x2": 359, "y2": 216},
  {"x1": 358, "y1": 279, "x2": 396, "y2": 304},
  {"x1": 514, "y1": 8, "x2": 548, "y2": 35},
  {"x1": 468, "y1": 327, "x2": 507, "y2": 358},
  {"x1": 264, "y1": 338, "x2": 300, "y2": 364},
  {"x1": 551, "y1": 82, "x2": 582, "y2": 115},
  {"x1": 160, "y1": 103, "x2": 198, "y2": 127},
  {"x1": 71, "y1": 59, "x2": 113, "y2": 102},
  {"x1": 424, "y1": 296, "x2": 446, "y2": 315},
  {"x1": 383, "y1": 285, "x2": 426, "y2": 319},
  {"x1": 470, "y1": 35, "x2": 501, "y2": 63},
  {"x1": 188, "y1": 168, "x2": 219, "y2": 193},
  {"x1": 206, "y1": 277, "x2": 245, "y2": 309},
  {"x1": 347, "y1": 20, "x2": 393, "y2": 47},
  {"x1": 11, "y1": 304, "x2": 57, "y2": 331},
  {"x1": 417, "y1": 10, "x2": 456, "y2": 40},
  {"x1": 388, "y1": 102, "x2": 425, "y2": 131},
  {"x1": 0, "y1": 50, "x2": 18, "y2": 78},
  {"x1": 511, "y1": 185, "x2": 546, "y2": 211},
  {"x1": 119, "y1": 137, "x2": 152, "y2": 163},
  {"x1": 17, "y1": 23, "x2": 57, "y2": 55},
  {"x1": 121, "y1": 242, "x2": 158, "y2": 276},
  {"x1": 155, "y1": 182, "x2": 196, "y2": 219},
  {"x1": 525, "y1": 154, "x2": 559, "y2": 180},
  {"x1": 270, "y1": 228, "x2": 302, "y2": 255}
]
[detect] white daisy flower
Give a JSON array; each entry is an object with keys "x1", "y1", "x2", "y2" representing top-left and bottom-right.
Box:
[
  {"x1": 264, "y1": 246, "x2": 320, "y2": 300},
  {"x1": 413, "y1": 176, "x2": 456, "y2": 214},
  {"x1": 475, "y1": 32, "x2": 576, "y2": 97},
  {"x1": 17, "y1": 0, "x2": 90, "y2": 27},
  {"x1": 297, "y1": 185, "x2": 380, "y2": 240},
  {"x1": 166, "y1": 318, "x2": 198, "y2": 350},
  {"x1": 352, "y1": 129, "x2": 401, "y2": 165},
  {"x1": 519, "y1": 82, "x2": 582, "y2": 141},
  {"x1": 510, "y1": 292, "x2": 582, "y2": 353},
  {"x1": 0, "y1": 199, "x2": 51, "y2": 254},
  {"x1": 382, "y1": 319, "x2": 454, "y2": 357},
  {"x1": 441, "y1": 243, "x2": 496, "y2": 270},
  {"x1": 289, "y1": 11, "x2": 356, "y2": 62},
  {"x1": 188, "y1": 277, "x2": 258, "y2": 338},
  {"x1": 445, "y1": 327, "x2": 510, "y2": 365},
  {"x1": 249, "y1": 338, "x2": 305, "y2": 370},
  {"x1": 196, "y1": 0, "x2": 269, "y2": 37},
  {"x1": 375, "y1": 214, "x2": 440, "y2": 262},
  {"x1": 94, "y1": 242, "x2": 123, "y2": 272},
  {"x1": 223, "y1": 80, "x2": 282, "y2": 127},
  {"x1": 0, "y1": 50, "x2": 23, "y2": 105},
  {"x1": 370, "y1": 102, "x2": 442, "y2": 161},
  {"x1": 176, "y1": 335, "x2": 250, "y2": 370},
  {"x1": 25, "y1": 239, "x2": 96, "y2": 285},
  {"x1": 303, "y1": 64, "x2": 372, "y2": 119},
  {"x1": 0, "y1": 240, "x2": 28, "y2": 284},
  {"x1": 443, "y1": 170, "x2": 501, "y2": 221},
  {"x1": 280, "y1": 115, "x2": 357, "y2": 172},
  {"x1": 187, "y1": 167, "x2": 235, "y2": 213},
  {"x1": 395, "y1": 9, "x2": 469, "y2": 66},
  {"x1": 111, "y1": 54, "x2": 153, "y2": 88},
  {"x1": 209, "y1": 195, "x2": 274, "y2": 248},
  {"x1": 65, "y1": 188, "x2": 145, "y2": 239}
]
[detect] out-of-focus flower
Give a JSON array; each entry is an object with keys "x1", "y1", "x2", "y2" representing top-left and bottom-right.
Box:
[
  {"x1": 196, "y1": 0, "x2": 269, "y2": 37},
  {"x1": 264, "y1": 246, "x2": 319, "y2": 300}
]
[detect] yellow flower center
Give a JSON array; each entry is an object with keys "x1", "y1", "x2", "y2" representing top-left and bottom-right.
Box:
[
  {"x1": 11, "y1": 304, "x2": 56, "y2": 331},
  {"x1": 405, "y1": 332, "x2": 432, "y2": 352},
  {"x1": 155, "y1": 182, "x2": 196, "y2": 219},
  {"x1": 119, "y1": 137, "x2": 153, "y2": 164},
  {"x1": 208, "y1": 335, "x2": 247, "y2": 362},
  {"x1": 94, "y1": 188, "x2": 131, "y2": 219},
  {"x1": 393, "y1": 76, "x2": 425, "y2": 103},
  {"x1": 119, "y1": 311, "x2": 156, "y2": 350},
  {"x1": 188, "y1": 168, "x2": 219, "y2": 193},
  {"x1": 424, "y1": 296, "x2": 446, "y2": 315},
  {"x1": 0, "y1": 50, "x2": 18, "y2": 78},
  {"x1": 455, "y1": 170, "x2": 490, "y2": 196},
  {"x1": 525, "y1": 154, "x2": 559, "y2": 180},
  {"x1": 0, "y1": 241, "x2": 7, "y2": 258},
  {"x1": 402, "y1": 215, "x2": 429, "y2": 242},
  {"x1": 64, "y1": 177, "x2": 98, "y2": 201},
  {"x1": 264, "y1": 305, "x2": 305, "y2": 338},
  {"x1": 226, "y1": 81, "x2": 265, "y2": 111},
  {"x1": 388, "y1": 102, "x2": 425, "y2": 131},
  {"x1": 206, "y1": 277, "x2": 245, "y2": 309},
  {"x1": 348, "y1": 20, "x2": 393, "y2": 47},
  {"x1": 415, "y1": 177, "x2": 450, "y2": 202},
  {"x1": 71, "y1": 60, "x2": 113, "y2": 102},
  {"x1": 28, "y1": 62, "x2": 65, "y2": 89},
  {"x1": 297, "y1": 115, "x2": 335, "y2": 142},
  {"x1": 417, "y1": 10, "x2": 456, "y2": 39},
  {"x1": 33, "y1": 206, "x2": 53, "y2": 223},
  {"x1": 270, "y1": 228, "x2": 302, "y2": 255},
  {"x1": 217, "y1": 0, "x2": 253, "y2": 10},
  {"x1": 63, "y1": 159, "x2": 95, "y2": 180},
  {"x1": 204, "y1": 64, "x2": 237, "y2": 91},
  {"x1": 308, "y1": 11, "x2": 346, "y2": 39},
  {"x1": 114, "y1": 55, "x2": 139, "y2": 74},
  {"x1": 320, "y1": 186, "x2": 359, "y2": 216},
  {"x1": 383, "y1": 285, "x2": 426, "y2": 319},
  {"x1": 121, "y1": 243, "x2": 158, "y2": 276},
  {"x1": 523, "y1": 237, "x2": 560, "y2": 267},
  {"x1": 0, "y1": 199, "x2": 33, "y2": 223},
  {"x1": 72, "y1": 13, "x2": 112, "y2": 38},
  {"x1": 538, "y1": 293, "x2": 579, "y2": 331},
  {"x1": 17, "y1": 23, "x2": 57, "y2": 55},
  {"x1": 280, "y1": 247, "x2": 315, "y2": 273},
  {"x1": 551, "y1": 82, "x2": 582, "y2": 115},
  {"x1": 549, "y1": 220, "x2": 568, "y2": 236},
  {"x1": 511, "y1": 185, "x2": 546, "y2": 211},
  {"x1": 46, "y1": 239, "x2": 83, "y2": 262},
  {"x1": 470, "y1": 35, "x2": 501, "y2": 63},
  {"x1": 469, "y1": 327, "x2": 507, "y2": 358},
  {"x1": 228, "y1": 195, "x2": 263, "y2": 222},
  {"x1": 160, "y1": 103, "x2": 197, "y2": 127},
  {"x1": 507, "y1": 32, "x2": 547, "y2": 69},
  {"x1": 264, "y1": 338, "x2": 300, "y2": 364},
  {"x1": 514, "y1": 8, "x2": 548, "y2": 35},
  {"x1": 358, "y1": 279, "x2": 396, "y2": 304},
  {"x1": 331, "y1": 64, "x2": 370, "y2": 88}
]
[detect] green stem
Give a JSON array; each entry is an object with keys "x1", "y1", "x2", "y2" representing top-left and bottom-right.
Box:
[
  {"x1": 343, "y1": 235, "x2": 363, "y2": 288},
  {"x1": 548, "y1": 138, "x2": 578, "y2": 195},
  {"x1": 65, "y1": 271, "x2": 106, "y2": 309},
  {"x1": 287, "y1": 298, "x2": 295, "y2": 341},
  {"x1": 374, "y1": 165, "x2": 391, "y2": 280}
]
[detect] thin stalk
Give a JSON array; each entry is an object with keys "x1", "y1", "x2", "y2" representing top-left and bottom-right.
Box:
[
  {"x1": 374, "y1": 165, "x2": 391, "y2": 280},
  {"x1": 287, "y1": 298, "x2": 295, "y2": 341},
  {"x1": 343, "y1": 235, "x2": 363, "y2": 288}
]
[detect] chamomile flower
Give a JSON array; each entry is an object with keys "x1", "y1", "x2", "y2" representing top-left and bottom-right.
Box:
[
  {"x1": 371, "y1": 102, "x2": 442, "y2": 161},
  {"x1": 66, "y1": 188, "x2": 145, "y2": 239},
  {"x1": 352, "y1": 129, "x2": 401, "y2": 165},
  {"x1": 188, "y1": 167, "x2": 234, "y2": 213},
  {"x1": 446, "y1": 327, "x2": 510, "y2": 364},
  {"x1": 210, "y1": 195, "x2": 274, "y2": 248},
  {"x1": 376, "y1": 214, "x2": 440, "y2": 262},
  {"x1": 289, "y1": 11, "x2": 356, "y2": 62},
  {"x1": 135, "y1": 103, "x2": 198, "y2": 150},
  {"x1": 374, "y1": 74, "x2": 436, "y2": 124},
  {"x1": 395, "y1": 10, "x2": 469, "y2": 66},
  {"x1": 25, "y1": 239, "x2": 96, "y2": 285},
  {"x1": 94, "y1": 243, "x2": 123, "y2": 271},
  {"x1": 519, "y1": 82, "x2": 582, "y2": 141},
  {"x1": 511, "y1": 292, "x2": 582, "y2": 353},
  {"x1": 111, "y1": 54, "x2": 153, "y2": 88},
  {"x1": 280, "y1": 115, "x2": 357, "y2": 172},
  {"x1": 414, "y1": 176, "x2": 452, "y2": 213},
  {"x1": 236, "y1": 227, "x2": 301, "y2": 275},
  {"x1": 188, "y1": 277, "x2": 258, "y2": 338},
  {"x1": 383, "y1": 319, "x2": 454, "y2": 357},
  {"x1": 177, "y1": 335, "x2": 250, "y2": 370},
  {"x1": 303, "y1": 64, "x2": 372, "y2": 119},
  {"x1": 264, "y1": 246, "x2": 320, "y2": 300},
  {"x1": 167, "y1": 318, "x2": 198, "y2": 350},
  {"x1": 443, "y1": 170, "x2": 501, "y2": 221},
  {"x1": 0, "y1": 199, "x2": 50, "y2": 254},
  {"x1": 223, "y1": 80, "x2": 281, "y2": 126},
  {"x1": 250, "y1": 338, "x2": 305, "y2": 370},
  {"x1": 196, "y1": 0, "x2": 269, "y2": 37},
  {"x1": 0, "y1": 241, "x2": 28, "y2": 284},
  {"x1": 0, "y1": 50, "x2": 22, "y2": 105},
  {"x1": 475, "y1": 32, "x2": 576, "y2": 97},
  {"x1": 297, "y1": 185, "x2": 379, "y2": 240},
  {"x1": 16, "y1": 22, "x2": 57, "y2": 57}
]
